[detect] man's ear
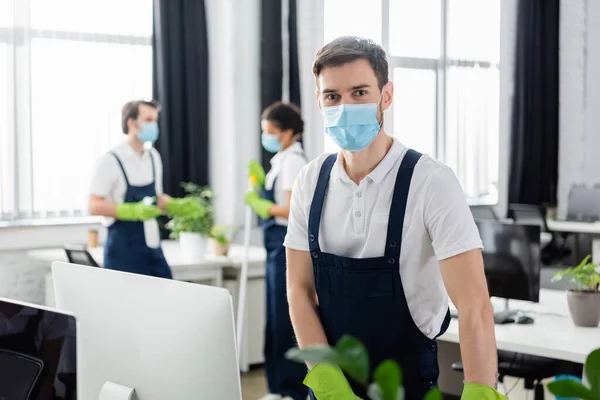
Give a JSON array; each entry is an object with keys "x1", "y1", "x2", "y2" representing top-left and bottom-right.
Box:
[{"x1": 381, "y1": 82, "x2": 394, "y2": 112}]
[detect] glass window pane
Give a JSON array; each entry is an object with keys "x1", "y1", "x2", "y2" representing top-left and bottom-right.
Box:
[
  {"x1": 0, "y1": 42, "x2": 15, "y2": 217},
  {"x1": 30, "y1": 0, "x2": 153, "y2": 36},
  {"x1": 392, "y1": 68, "x2": 437, "y2": 156},
  {"x1": 0, "y1": 0, "x2": 12, "y2": 27},
  {"x1": 389, "y1": 0, "x2": 441, "y2": 58},
  {"x1": 445, "y1": 66, "x2": 499, "y2": 199},
  {"x1": 324, "y1": 0, "x2": 382, "y2": 44},
  {"x1": 30, "y1": 39, "x2": 152, "y2": 214},
  {"x1": 447, "y1": 0, "x2": 500, "y2": 62}
]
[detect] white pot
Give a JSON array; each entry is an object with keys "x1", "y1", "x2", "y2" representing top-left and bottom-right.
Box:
[{"x1": 179, "y1": 232, "x2": 207, "y2": 261}]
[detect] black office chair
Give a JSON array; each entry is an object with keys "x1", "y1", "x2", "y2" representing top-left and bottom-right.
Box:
[
  {"x1": 0, "y1": 349, "x2": 44, "y2": 400},
  {"x1": 64, "y1": 244, "x2": 100, "y2": 267},
  {"x1": 451, "y1": 351, "x2": 582, "y2": 399},
  {"x1": 470, "y1": 205, "x2": 498, "y2": 221}
]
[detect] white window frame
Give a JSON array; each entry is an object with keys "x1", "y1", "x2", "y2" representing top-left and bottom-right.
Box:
[{"x1": 0, "y1": 0, "x2": 152, "y2": 221}]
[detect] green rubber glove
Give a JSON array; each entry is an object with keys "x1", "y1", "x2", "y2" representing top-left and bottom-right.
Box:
[
  {"x1": 247, "y1": 160, "x2": 266, "y2": 188},
  {"x1": 165, "y1": 197, "x2": 205, "y2": 217},
  {"x1": 461, "y1": 383, "x2": 507, "y2": 400},
  {"x1": 244, "y1": 191, "x2": 273, "y2": 219},
  {"x1": 304, "y1": 364, "x2": 362, "y2": 400},
  {"x1": 115, "y1": 201, "x2": 162, "y2": 221}
]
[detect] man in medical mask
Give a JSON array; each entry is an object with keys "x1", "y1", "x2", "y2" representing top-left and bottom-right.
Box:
[
  {"x1": 89, "y1": 100, "x2": 202, "y2": 278},
  {"x1": 285, "y1": 37, "x2": 505, "y2": 399}
]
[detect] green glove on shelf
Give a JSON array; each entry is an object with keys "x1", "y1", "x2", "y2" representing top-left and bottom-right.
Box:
[
  {"x1": 304, "y1": 364, "x2": 362, "y2": 400},
  {"x1": 461, "y1": 383, "x2": 507, "y2": 400},
  {"x1": 115, "y1": 201, "x2": 162, "y2": 221},
  {"x1": 244, "y1": 191, "x2": 273, "y2": 219},
  {"x1": 165, "y1": 197, "x2": 205, "y2": 217},
  {"x1": 247, "y1": 160, "x2": 266, "y2": 188}
]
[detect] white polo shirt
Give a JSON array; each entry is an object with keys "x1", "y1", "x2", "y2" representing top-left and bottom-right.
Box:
[
  {"x1": 284, "y1": 138, "x2": 483, "y2": 339},
  {"x1": 264, "y1": 142, "x2": 307, "y2": 226},
  {"x1": 0, "y1": 306, "x2": 69, "y2": 351},
  {"x1": 90, "y1": 141, "x2": 163, "y2": 227}
]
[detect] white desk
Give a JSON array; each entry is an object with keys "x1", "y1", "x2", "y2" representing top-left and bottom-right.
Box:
[
  {"x1": 28, "y1": 240, "x2": 267, "y2": 287},
  {"x1": 439, "y1": 289, "x2": 599, "y2": 364}
]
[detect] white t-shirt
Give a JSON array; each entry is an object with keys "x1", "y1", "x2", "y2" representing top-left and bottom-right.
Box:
[
  {"x1": 90, "y1": 141, "x2": 163, "y2": 227},
  {"x1": 0, "y1": 306, "x2": 69, "y2": 352},
  {"x1": 264, "y1": 142, "x2": 307, "y2": 226},
  {"x1": 284, "y1": 138, "x2": 483, "y2": 339}
]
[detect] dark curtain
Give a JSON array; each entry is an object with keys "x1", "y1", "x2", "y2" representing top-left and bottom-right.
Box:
[
  {"x1": 152, "y1": 0, "x2": 209, "y2": 198},
  {"x1": 260, "y1": 0, "x2": 302, "y2": 170},
  {"x1": 508, "y1": 0, "x2": 559, "y2": 207}
]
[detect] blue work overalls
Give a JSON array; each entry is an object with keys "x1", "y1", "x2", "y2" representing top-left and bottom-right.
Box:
[
  {"x1": 307, "y1": 150, "x2": 450, "y2": 400},
  {"x1": 104, "y1": 152, "x2": 172, "y2": 279},
  {"x1": 261, "y1": 175, "x2": 309, "y2": 400}
]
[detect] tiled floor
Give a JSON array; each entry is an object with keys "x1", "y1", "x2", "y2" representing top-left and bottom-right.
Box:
[{"x1": 241, "y1": 367, "x2": 268, "y2": 399}]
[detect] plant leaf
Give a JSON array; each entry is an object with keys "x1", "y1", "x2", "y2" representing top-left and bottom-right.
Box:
[
  {"x1": 423, "y1": 387, "x2": 442, "y2": 400},
  {"x1": 372, "y1": 360, "x2": 402, "y2": 400},
  {"x1": 335, "y1": 335, "x2": 370, "y2": 385},
  {"x1": 547, "y1": 380, "x2": 597, "y2": 400},
  {"x1": 585, "y1": 348, "x2": 600, "y2": 395},
  {"x1": 285, "y1": 345, "x2": 341, "y2": 366}
]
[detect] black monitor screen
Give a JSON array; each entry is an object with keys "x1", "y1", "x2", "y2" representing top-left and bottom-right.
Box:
[
  {"x1": 475, "y1": 221, "x2": 541, "y2": 303},
  {"x1": 0, "y1": 300, "x2": 76, "y2": 400}
]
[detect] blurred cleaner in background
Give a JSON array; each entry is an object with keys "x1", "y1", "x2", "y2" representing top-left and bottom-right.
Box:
[
  {"x1": 89, "y1": 100, "x2": 204, "y2": 278},
  {"x1": 245, "y1": 102, "x2": 309, "y2": 400}
]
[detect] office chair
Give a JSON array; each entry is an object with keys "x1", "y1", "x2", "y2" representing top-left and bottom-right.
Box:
[
  {"x1": 451, "y1": 350, "x2": 583, "y2": 400},
  {"x1": 64, "y1": 244, "x2": 100, "y2": 267},
  {"x1": 0, "y1": 349, "x2": 44, "y2": 400},
  {"x1": 469, "y1": 205, "x2": 498, "y2": 221}
]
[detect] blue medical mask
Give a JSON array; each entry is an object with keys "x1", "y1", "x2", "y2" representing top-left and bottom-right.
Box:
[
  {"x1": 138, "y1": 122, "x2": 159, "y2": 143},
  {"x1": 322, "y1": 99, "x2": 383, "y2": 152},
  {"x1": 261, "y1": 132, "x2": 282, "y2": 153}
]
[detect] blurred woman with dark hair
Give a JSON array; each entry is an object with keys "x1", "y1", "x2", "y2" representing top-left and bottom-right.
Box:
[{"x1": 245, "y1": 102, "x2": 309, "y2": 400}]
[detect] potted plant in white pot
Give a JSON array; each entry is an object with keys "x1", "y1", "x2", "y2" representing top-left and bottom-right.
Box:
[
  {"x1": 552, "y1": 255, "x2": 600, "y2": 327},
  {"x1": 166, "y1": 183, "x2": 215, "y2": 261},
  {"x1": 208, "y1": 225, "x2": 238, "y2": 256}
]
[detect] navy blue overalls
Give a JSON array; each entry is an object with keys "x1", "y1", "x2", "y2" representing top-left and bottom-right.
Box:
[
  {"x1": 307, "y1": 150, "x2": 450, "y2": 400},
  {"x1": 261, "y1": 165, "x2": 308, "y2": 400},
  {"x1": 104, "y1": 152, "x2": 172, "y2": 279}
]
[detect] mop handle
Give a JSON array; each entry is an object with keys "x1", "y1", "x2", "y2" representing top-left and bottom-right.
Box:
[{"x1": 236, "y1": 175, "x2": 256, "y2": 365}]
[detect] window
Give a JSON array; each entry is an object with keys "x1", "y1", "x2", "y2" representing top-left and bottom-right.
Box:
[
  {"x1": 0, "y1": 0, "x2": 153, "y2": 221},
  {"x1": 323, "y1": 0, "x2": 500, "y2": 203}
]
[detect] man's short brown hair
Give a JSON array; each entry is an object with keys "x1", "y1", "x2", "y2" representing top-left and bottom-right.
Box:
[
  {"x1": 121, "y1": 100, "x2": 161, "y2": 134},
  {"x1": 312, "y1": 36, "x2": 389, "y2": 90}
]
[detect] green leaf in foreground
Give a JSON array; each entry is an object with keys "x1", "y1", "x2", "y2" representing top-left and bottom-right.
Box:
[
  {"x1": 335, "y1": 335, "x2": 370, "y2": 385},
  {"x1": 423, "y1": 387, "x2": 442, "y2": 400},
  {"x1": 585, "y1": 348, "x2": 600, "y2": 395},
  {"x1": 372, "y1": 360, "x2": 402, "y2": 400},
  {"x1": 547, "y1": 379, "x2": 597, "y2": 400}
]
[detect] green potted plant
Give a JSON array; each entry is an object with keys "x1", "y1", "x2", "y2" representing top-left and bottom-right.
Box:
[
  {"x1": 552, "y1": 255, "x2": 600, "y2": 327},
  {"x1": 208, "y1": 225, "x2": 238, "y2": 256},
  {"x1": 547, "y1": 348, "x2": 600, "y2": 400},
  {"x1": 286, "y1": 335, "x2": 442, "y2": 400},
  {"x1": 165, "y1": 183, "x2": 215, "y2": 260}
]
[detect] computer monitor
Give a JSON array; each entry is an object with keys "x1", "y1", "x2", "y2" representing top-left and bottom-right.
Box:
[
  {"x1": 51, "y1": 262, "x2": 242, "y2": 400},
  {"x1": 475, "y1": 220, "x2": 541, "y2": 323},
  {"x1": 0, "y1": 297, "x2": 77, "y2": 400}
]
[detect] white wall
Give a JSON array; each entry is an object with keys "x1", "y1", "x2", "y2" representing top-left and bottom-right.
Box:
[{"x1": 558, "y1": 0, "x2": 600, "y2": 219}]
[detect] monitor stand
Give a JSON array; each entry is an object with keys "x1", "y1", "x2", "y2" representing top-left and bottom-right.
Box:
[
  {"x1": 98, "y1": 382, "x2": 135, "y2": 400},
  {"x1": 493, "y1": 299, "x2": 518, "y2": 324}
]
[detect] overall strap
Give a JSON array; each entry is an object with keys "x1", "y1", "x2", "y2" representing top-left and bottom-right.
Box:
[
  {"x1": 308, "y1": 154, "x2": 337, "y2": 253},
  {"x1": 110, "y1": 152, "x2": 130, "y2": 187},
  {"x1": 149, "y1": 150, "x2": 156, "y2": 182},
  {"x1": 384, "y1": 149, "x2": 422, "y2": 259}
]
